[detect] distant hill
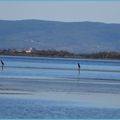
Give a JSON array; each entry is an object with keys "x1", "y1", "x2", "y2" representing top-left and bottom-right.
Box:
[{"x1": 0, "y1": 20, "x2": 120, "y2": 53}]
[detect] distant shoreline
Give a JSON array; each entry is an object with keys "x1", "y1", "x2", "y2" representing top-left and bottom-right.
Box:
[{"x1": 0, "y1": 49, "x2": 120, "y2": 60}]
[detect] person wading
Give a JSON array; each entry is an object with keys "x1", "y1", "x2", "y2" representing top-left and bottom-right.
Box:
[
  {"x1": 1, "y1": 60, "x2": 4, "y2": 71},
  {"x1": 77, "y1": 63, "x2": 80, "y2": 74}
]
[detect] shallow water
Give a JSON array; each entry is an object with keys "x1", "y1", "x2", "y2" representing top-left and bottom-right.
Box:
[
  {"x1": 0, "y1": 56, "x2": 120, "y2": 118},
  {"x1": 0, "y1": 55, "x2": 120, "y2": 80},
  {"x1": 0, "y1": 96, "x2": 120, "y2": 119}
]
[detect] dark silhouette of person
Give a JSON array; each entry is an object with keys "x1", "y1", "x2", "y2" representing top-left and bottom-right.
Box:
[
  {"x1": 1, "y1": 60, "x2": 4, "y2": 71},
  {"x1": 77, "y1": 63, "x2": 80, "y2": 74}
]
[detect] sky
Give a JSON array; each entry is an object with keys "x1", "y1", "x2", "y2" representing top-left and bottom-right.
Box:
[{"x1": 0, "y1": 1, "x2": 120, "y2": 23}]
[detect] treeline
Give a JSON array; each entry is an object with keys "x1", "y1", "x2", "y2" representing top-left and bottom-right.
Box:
[{"x1": 0, "y1": 49, "x2": 120, "y2": 60}]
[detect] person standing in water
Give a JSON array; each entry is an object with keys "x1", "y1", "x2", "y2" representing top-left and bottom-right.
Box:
[
  {"x1": 1, "y1": 60, "x2": 4, "y2": 71},
  {"x1": 77, "y1": 63, "x2": 80, "y2": 74}
]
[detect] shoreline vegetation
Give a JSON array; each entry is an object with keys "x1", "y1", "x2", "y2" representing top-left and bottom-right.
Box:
[{"x1": 0, "y1": 49, "x2": 120, "y2": 60}]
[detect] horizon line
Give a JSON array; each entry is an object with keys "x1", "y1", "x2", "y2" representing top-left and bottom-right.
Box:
[{"x1": 0, "y1": 19, "x2": 120, "y2": 24}]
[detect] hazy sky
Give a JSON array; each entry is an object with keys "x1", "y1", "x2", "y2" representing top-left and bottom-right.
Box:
[{"x1": 0, "y1": 1, "x2": 120, "y2": 23}]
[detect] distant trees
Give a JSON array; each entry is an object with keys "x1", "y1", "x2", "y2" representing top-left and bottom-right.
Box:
[
  {"x1": 0, "y1": 49, "x2": 120, "y2": 60},
  {"x1": 83, "y1": 52, "x2": 120, "y2": 59}
]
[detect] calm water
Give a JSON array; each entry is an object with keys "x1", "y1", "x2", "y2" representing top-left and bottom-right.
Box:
[
  {"x1": 0, "y1": 97, "x2": 120, "y2": 119},
  {"x1": 0, "y1": 56, "x2": 120, "y2": 118},
  {"x1": 0, "y1": 55, "x2": 120, "y2": 80}
]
